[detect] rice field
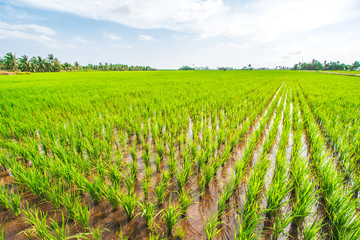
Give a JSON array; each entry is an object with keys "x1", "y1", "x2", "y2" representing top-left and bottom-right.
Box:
[{"x1": 0, "y1": 70, "x2": 359, "y2": 239}]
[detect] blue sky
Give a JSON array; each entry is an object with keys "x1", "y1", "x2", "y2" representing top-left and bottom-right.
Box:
[{"x1": 1, "y1": 0, "x2": 360, "y2": 69}]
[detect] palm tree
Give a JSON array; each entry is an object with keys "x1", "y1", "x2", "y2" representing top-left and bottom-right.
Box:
[
  {"x1": 74, "y1": 61, "x2": 80, "y2": 71},
  {"x1": 0, "y1": 57, "x2": 4, "y2": 70},
  {"x1": 37, "y1": 56, "x2": 46, "y2": 72},
  {"x1": 53, "y1": 58, "x2": 61, "y2": 72},
  {"x1": 29, "y1": 57, "x2": 38, "y2": 72},
  {"x1": 62, "y1": 62, "x2": 72, "y2": 71},
  {"x1": 47, "y1": 54, "x2": 55, "y2": 71},
  {"x1": 4, "y1": 52, "x2": 18, "y2": 71},
  {"x1": 19, "y1": 55, "x2": 31, "y2": 72}
]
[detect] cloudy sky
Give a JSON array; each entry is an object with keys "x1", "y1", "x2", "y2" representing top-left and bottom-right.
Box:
[{"x1": 1, "y1": 0, "x2": 360, "y2": 69}]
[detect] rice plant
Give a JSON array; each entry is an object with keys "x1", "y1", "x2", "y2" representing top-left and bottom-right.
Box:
[
  {"x1": 163, "y1": 199, "x2": 182, "y2": 236},
  {"x1": 103, "y1": 184, "x2": 122, "y2": 211},
  {"x1": 203, "y1": 211, "x2": 222, "y2": 240},
  {"x1": 139, "y1": 200, "x2": 161, "y2": 230},
  {"x1": 178, "y1": 189, "x2": 195, "y2": 216},
  {"x1": 120, "y1": 192, "x2": 139, "y2": 221}
]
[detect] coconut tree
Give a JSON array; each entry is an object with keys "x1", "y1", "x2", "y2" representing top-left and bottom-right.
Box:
[
  {"x1": 19, "y1": 55, "x2": 31, "y2": 72},
  {"x1": 37, "y1": 56, "x2": 46, "y2": 72},
  {"x1": 0, "y1": 57, "x2": 4, "y2": 70},
  {"x1": 46, "y1": 54, "x2": 55, "y2": 71},
  {"x1": 4, "y1": 52, "x2": 18, "y2": 71},
  {"x1": 53, "y1": 58, "x2": 61, "y2": 72},
  {"x1": 62, "y1": 62, "x2": 72, "y2": 71},
  {"x1": 29, "y1": 57, "x2": 38, "y2": 72}
]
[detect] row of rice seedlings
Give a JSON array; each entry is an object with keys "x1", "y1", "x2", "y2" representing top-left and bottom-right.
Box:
[
  {"x1": 297, "y1": 84, "x2": 360, "y2": 195},
  {"x1": 61, "y1": 191, "x2": 91, "y2": 229},
  {"x1": 217, "y1": 86, "x2": 285, "y2": 221},
  {"x1": 198, "y1": 84, "x2": 283, "y2": 196},
  {"x1": 296, "y1": 83, "x2": 360, "y2": 239},
  {"x1": 134, "y1": 83, "x2": 283, "y2": 237},
  {"x1": 20, "y1": 204, "x2": 107, "y2": 239},
  {"x1": 234, "y1": 88, "x2": 288, "y2": 239},
  {"x1": 0, "y1": 185, "x2": 22, "y2": 216},
  {"x1": 265, "y1": 89, "x2": 294, "y2": 239},
  {"x1": 290, "y1": 92, "x2": 318, "y2": 231}
]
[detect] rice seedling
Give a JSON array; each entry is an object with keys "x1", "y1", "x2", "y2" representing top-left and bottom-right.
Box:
[
  {"x1": 154, "y1": 155, "x2": 161, "y2": 173},
  {"x1": 21, "y1": 206, "x2": 50, "y2": 239},
  {"x1": 217, "y1": 175, "x2": 235, "y2": 219},
  {"x1": 120, "y1": 192, "x2": 139, "y2": 221},
  {"x1": 50, "y1": 212, "x2": 90, "y2": 239},
  {"x1": 107, "y1": 163, "x2": 122, "y2": 187},
  {"x1": 163, "y1": 199, "x2": 182, "y2": 236},
  {"x1": 103, "y1": 183, "x2": 122, "y2": 211},
  {"x1": 301, "y1": 218, "x2": 324, "y2": 240},
  {"x1": 7, "y1": 189, "x2": 22, "y2": 217},
  {"x1": 178, "y1": 189, "x2": 195, "y2": 216},
  {"x1": 83, "y1": 175, "x2": 104, "y2": 204},
  {"x1": 155, "y1": 140, "x2": 165, "y2": 160},
  {"x1": 176, "y1": 163, "x2": 192, "y2": 193},
  {"x1": 168, "y1": 154, "x2": 177, "y2": 177},
  {"x1": 141, "y1": 177, "x2": 151, "y2": 200},
  {"x1": 142, "y1": 151, "x2": 151, "y2": 167},
  {"x1": 155, "y1": 180, "x2": 169, "y2": 205},
  {"x1": 117, "y1": 226, "x2": 130, "y2": 240},
  {"x1": 235, "y1": 206, "x2": 263, "y2": 240},
  {"x1": 203, "y1": 211, "x2": 223, "y2": 240},
  {"x1": 90, "y1": 226, "x2": 109, "y2": 240},
  {"x1": 123, "y1": 171, "x2": 136, "y2": 195},
  {"x1": 139, "y1": 200, "x2": 161, "y2": 230},
  {"x1": 61, "y1": 192, "x2": 90, "y2": 229},
  {"x1": 149, "y1": 232, "x2": 162, "y2": 240},
  {"x1": 272, "y1": 212, "x2": 294, "y2": 240},
  {"x1": 0, "y1": 185, "x2": 9, "y2": 209}
]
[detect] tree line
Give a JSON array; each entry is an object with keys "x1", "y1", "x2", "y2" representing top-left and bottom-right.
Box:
[
  {"x1": 0, "y1": 53, "x2": 153, "y2": 72},
  {"x1": 293, "y1": 59, "x2": 360, "y2": 71}
]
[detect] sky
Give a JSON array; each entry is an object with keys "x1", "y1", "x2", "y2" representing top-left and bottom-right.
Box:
[{"x1": 1, "y1": 0, "x2": 360, "y2": 69}]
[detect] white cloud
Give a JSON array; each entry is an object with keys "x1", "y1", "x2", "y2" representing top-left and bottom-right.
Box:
[
  {"x1": 74, "y1": 36, "x2": 92, "y2": 44},
  {"x1": 139, "y1": 34, "x2": 155, "y2": 41},
  {"x1": 0, "y1": 20, "x2": 56, "y2": 36},
  {"x1": 0, "y1": 20, "x2": 57, "y2": 46},
  {"x1": 9, "y1": 0, "x2": 359, "y2": 42},
  {"x1": 108, "y1": 43, "x2": 133, "y2": 48},
  {"x1": 215, "y1": 42, "x2": 251, "y2": 50},
  {"x1": 103, "y1": 32, "x2": 122, "y2": 41}
]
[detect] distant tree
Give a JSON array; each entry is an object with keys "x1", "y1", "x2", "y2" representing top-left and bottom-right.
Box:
[
  {"x1": 179, "y1": 65, "x2": 195, "y2": 70},
  {"x1": 0, "y1": 57, "x2": 4, "y2": 70},
  {"x1": 74, "y1": 61, "x2": 80, "y2": 71},
  {"x1": 37, "y1": 56, "x2": 46, "y2": 72},
  {"x1": 4, "y1": 52, "x2": 18, "y2": 71},
  {"x1": 62, "y1": 62, "x2": 72, "y2": 71},
  {"x1": 351, "y1": 61, "x2": 360, "y2": 70},
  {"x1": 19, "y1": 55, "x2": 31, "y2": 72},
  {"x1": 29, "y1": 57, "x2": 38, "y2": 72},
  {"x1": 52, "y1": 58, "x2": 61, "y2": 72}
]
